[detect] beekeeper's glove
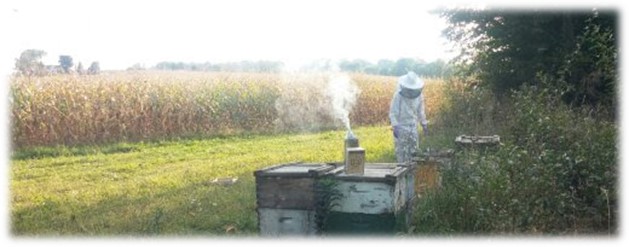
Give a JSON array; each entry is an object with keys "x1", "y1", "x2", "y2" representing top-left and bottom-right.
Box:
[{"x1": 393, "y1": 125, "x2": 400, "y2": 139}]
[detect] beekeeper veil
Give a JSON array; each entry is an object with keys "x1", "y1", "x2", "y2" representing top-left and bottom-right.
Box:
[{"x1": 397, "y1": 71, "x2": 424, "y2": 99}]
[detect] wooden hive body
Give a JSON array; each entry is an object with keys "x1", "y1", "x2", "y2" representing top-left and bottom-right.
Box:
[
  {"x1": 324, "y1": 163, "x2": 415, "y2": 234},
  {"x1": 254, "y1": 163, "x2": 336, "y2": 236}
]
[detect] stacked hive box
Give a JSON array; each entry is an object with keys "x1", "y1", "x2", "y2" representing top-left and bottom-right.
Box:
[
  {"x1": 254, "y1": 163, "x2": 336, "y2": 236},
  {"x1": 455, "y1": 135, "x2": 501, "y2": 149},
  {"x1": 413, "y1": 149, "x2": 454, "y2": 195},
  {"x1": 324, "y1": 163, "x2": 415, "y2": 234}
]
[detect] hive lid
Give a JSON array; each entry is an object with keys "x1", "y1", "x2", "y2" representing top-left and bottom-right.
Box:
[
  {"x1": 455, "y1": 135, "x2": 500, "y2": 145},
  {"x1": 330, "y1": 163, "x2": 410, "y2": 183},
  {"x1": 254, "y1": 162, "x2": 337, "y2": 177}
]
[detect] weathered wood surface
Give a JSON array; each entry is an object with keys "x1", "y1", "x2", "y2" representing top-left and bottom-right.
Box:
[
  {"x1": 332, "y1": 180, "x2": 394, "y2": 214},
  {"x1": 345, "y1": 147, "x2": 365, "y2": 175},
  {"x1": 455, "y1": 135, "x2": 501, "y2": 147},
  {"x1": 255, "y1": 163, "x2": 336, "y2": 209},
  {"x1": 414, "y1": 148, "x2": 454, "y2": 165},
  {"x1": 258, "y1": 208, "x2": 317, "y2": 236},
  {"x1": 331, "y1": 163, "x2": 408, "y2": 184},
  {"x1": 331, "y1": 164, "x2": 414, "y2": 215},
  {"x1": 415, "y1": 160, "x2": 442, "y2": 195},
  {"x1": 393, "y1": 168, "x2": 414, "y2": 212},
  {"x1": 256, "y1": 176, "x2": 317, "y2": 209},
  {"x1": 254, "y1": 163, "x2": 336, "y2": 177}
]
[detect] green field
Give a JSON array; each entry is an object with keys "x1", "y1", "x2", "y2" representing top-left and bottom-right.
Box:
[{"x1": 11, "y1": 126, "x2": 403, "y2": 236}]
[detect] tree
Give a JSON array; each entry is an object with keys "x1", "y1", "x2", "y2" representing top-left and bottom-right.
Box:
[
  {"x1": 557, "y1": 13, "x2": 617, "y2": 111},
  {"x1": 59, "y1": 55, "x2": 74, "y2": 73},
  {"x1": 76, "y1": 62, "x2": 84, "y2": 75},
  {"x1": 87, "y1": 61, "x2": 100, "y2": 74},
  {"x1": 14, "y1": 49, "x2": 47, "y2": 76},
  {"x1": 392, "y1": 58, "x2": 416, "y2": 76},
  {"x1": 127, "y1": 63, "x2": 145, "y2": 71},
  {"x1": 422, "y1": 59, "x2": 453, "y2": 78},
  {"x1": 441, "y1": 8, "x2": 617, "y2": 108},
  {"x1": 376, "y1": 59, "x2": 395, "y2": 75},
  {"x1": 339, "y1": 59, "x2": 371, "y2": 73}
]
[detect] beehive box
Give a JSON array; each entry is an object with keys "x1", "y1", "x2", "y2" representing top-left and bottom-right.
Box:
[
  {"x1": 455, "y1": 135, "x2": 501, "y2": 148},
  {"x1": 323, "y1": 163, "x2": 415, "y2": 234},
  {"x1": 254, "y1": 162, "x2": 337, "y2": 236},
  {"x1": 413, "y1": 149, "x2": 453, "y2": 195},
  {"x1": 415, "y1": 160, "x2": 441, "y2": 195}
]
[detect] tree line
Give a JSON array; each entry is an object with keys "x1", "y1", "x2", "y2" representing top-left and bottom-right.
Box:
[
  {"x1": 150, "y1": 60, "x2": 285, "y2": 73},
  {"x1": 14, "y1": 50, "x2": 454, "y2": 78},
  {"x1": 150, "y1": 58, "x2": 453, "y2": 78},
  {"x1": 442, "y1": 8, "x2": 617, "y2": 113},
  {"x1": 14, "y1": 49, "x2": 100, "y2": 76}
]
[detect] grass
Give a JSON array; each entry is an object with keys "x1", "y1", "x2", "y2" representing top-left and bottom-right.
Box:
[
  {"x1": 10, "y1": 125, "x2": 407, "y2": 236},
  {"x1": 11, "y1": 75, "x2": 616, "y2": 236}
]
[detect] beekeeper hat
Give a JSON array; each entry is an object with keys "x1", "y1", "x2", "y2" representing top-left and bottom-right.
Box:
[{"x1": 398, "y1": 71, "x2": 424, "y2": 90}]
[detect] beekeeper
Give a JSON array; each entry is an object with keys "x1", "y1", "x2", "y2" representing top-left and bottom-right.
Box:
[{"x1": 389, "y1": 71, "x2": 428, "y2": 163}]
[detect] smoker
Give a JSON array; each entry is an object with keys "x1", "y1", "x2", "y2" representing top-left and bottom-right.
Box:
[{"x1": 343, "y1": 130, "x2": 364, "y2": 175}]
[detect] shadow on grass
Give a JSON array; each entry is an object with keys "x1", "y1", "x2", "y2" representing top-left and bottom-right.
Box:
[{"x1": 11, "y1": 143, "x2": 141, "y2": 161}]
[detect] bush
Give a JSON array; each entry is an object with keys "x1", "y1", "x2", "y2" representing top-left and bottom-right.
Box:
[
  {"x1": 504, "y1": 80, "x2": 617, "y2": 233},
  {"x1": 414, "y1": 78, "x2": 617, "y2": 235}
]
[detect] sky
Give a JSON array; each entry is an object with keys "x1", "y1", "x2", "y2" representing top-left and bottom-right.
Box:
[
  {"x1": 2, "y1": 0, "x2": 460, "y2": 71},
  {"x1": 1, "y1": 0, "x2": 624, "y2": 71}
]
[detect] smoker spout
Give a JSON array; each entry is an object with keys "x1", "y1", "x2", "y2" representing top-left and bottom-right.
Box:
[{"x1": 346, "y1": 130, "x2": 357, "y2": 140}]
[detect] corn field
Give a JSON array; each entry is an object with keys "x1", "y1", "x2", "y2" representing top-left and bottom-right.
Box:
[{"x1": 10, "y1": 71, "x2": 445, "y2": 148}]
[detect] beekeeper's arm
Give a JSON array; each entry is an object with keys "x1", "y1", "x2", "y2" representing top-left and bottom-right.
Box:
[
  {"x1": 418, "y1": 92, "x2": 428, "y2": 136},
  {"x1": 389, "y1": 92, "x2": 401, "y2": 138}
]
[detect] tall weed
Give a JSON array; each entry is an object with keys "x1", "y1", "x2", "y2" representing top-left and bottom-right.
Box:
[{"x1": 414, "y1": 78, "x2": 617, "y2": 235}]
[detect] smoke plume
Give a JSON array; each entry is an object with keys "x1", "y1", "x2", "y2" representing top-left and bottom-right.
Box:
[
  {"x1": 273, "y1": 72, "x2": 360, "y2": 133},
  {"x1": 326, "y1": 74, "x2": 360, "y2": 132}
]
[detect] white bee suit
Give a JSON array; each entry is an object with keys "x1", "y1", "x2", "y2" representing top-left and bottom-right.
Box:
[{"x1": 389, "y1": 72, "x2": 428, "y2": 163}]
